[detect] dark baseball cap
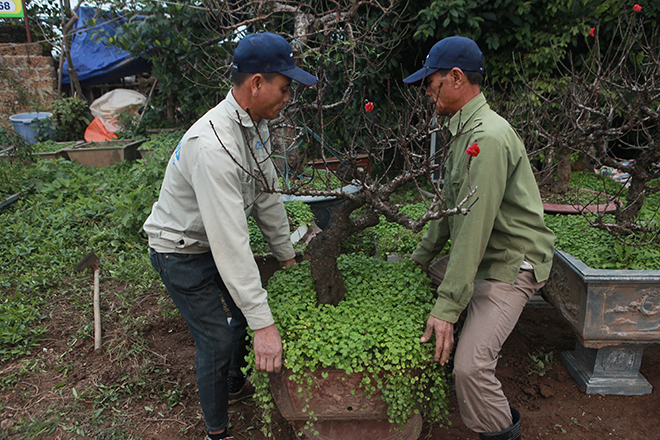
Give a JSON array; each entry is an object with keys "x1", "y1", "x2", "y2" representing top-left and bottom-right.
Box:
[
  {"x1": 403, "y1": 36, "x2": 485, "y2": 84},
  {"x1": 233, "y1": 32, "x2": 317, "y2": 86}
]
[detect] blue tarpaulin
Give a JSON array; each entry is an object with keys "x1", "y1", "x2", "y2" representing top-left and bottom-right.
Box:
[{"x1": 62, "y1": 7, "x2": 150, "y2": 86}]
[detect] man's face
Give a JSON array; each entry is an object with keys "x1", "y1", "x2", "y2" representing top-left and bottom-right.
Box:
[
  {"x1": 424, "y1": 70, "x2": 458, "y2": 117},
  {"x1": 251, "y1": 73, "x2": 292, "y2": 122}
]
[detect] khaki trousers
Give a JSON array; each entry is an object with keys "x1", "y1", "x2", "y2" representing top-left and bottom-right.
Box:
[{"x1": 428, "y1": 256, "x2": 545, "y2": 433}]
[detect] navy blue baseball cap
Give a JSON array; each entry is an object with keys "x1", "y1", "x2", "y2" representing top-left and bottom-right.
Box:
[
  {"x1": 233, "y1": 32, "x2": 317, "y2": 86},
  {"x1": 403, "y1": 36, "x2": 485, "y2": 83}
]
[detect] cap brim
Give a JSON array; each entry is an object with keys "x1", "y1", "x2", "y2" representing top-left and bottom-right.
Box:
[
  {"x1": 403, "y1": 66, "x2": 438, "y2": 84},
  {"x1": 280, "y1": 66, "x2": 317, "y2": 86}
]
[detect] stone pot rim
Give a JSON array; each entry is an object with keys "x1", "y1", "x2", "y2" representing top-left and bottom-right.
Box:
[{"x1": 556, "y1": 249, "x2": 660, "y2": 281}]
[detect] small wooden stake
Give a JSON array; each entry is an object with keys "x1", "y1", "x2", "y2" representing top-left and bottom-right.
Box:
[{"x1": 93, "y1": 267, "x2": 101, "y2": 350}]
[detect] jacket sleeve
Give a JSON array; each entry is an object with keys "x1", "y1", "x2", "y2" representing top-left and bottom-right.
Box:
[
  {"x1": 191, "y1": 140, "x2": 274, "y2": 330},
  {"x1": 411, "y1": 216, "x2": 450, "y2": 267},
  {"x1": 431, "y1": 135, "x2": 510, "y2": 323}
]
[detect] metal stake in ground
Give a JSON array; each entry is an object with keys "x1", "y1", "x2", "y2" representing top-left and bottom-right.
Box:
[{"x1": 74, "y1": 251, "x2": 102, "y2": 350}]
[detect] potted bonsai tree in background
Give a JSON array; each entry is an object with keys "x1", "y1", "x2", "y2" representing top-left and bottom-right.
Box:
[{"x1": 510, "y1": 9, "x2": 660, "y2": 397}]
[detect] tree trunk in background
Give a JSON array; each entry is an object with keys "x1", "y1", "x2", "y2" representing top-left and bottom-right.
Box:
[
  {"x1": 554, "y1": 144, "x2": 572, "y2": 193},
  {"x1": 61, "y1": 0, "x2": 85, "y2": 100},
  {"x1": 617, "y1": 153, "x2": 653, "y2": 224}
]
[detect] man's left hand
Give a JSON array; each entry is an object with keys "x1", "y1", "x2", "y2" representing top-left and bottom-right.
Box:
[{"x1": 280, "y1": 258, "x2": 296, "y2": 268}]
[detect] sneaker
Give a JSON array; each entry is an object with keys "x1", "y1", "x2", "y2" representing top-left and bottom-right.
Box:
[
  {"x1": 228, "y1": 376, "x2": 255, "y2": 404},
  {"x1": 205, "y1": 430, "x2": 232, "y2": 440}
]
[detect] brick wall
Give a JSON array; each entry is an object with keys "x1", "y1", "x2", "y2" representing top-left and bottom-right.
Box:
[{"x1": 0, "y1": 43, "x2": 57, "y2": 126}]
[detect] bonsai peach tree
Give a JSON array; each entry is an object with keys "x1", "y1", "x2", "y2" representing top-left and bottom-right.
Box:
[{"x1": 212, "y1": 82, "x2": 481, "y2": 434}]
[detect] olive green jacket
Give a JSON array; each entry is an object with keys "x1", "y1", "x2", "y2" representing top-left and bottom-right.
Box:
[{"x1": 411, "y1": 93, "x2": 555, "y2": 323}]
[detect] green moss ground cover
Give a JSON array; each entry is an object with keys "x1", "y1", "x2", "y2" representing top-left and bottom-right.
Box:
[
  {"x1": 249, "y1": 255, "x2": 450, "y2": 433},
  {"x1": 544, "y1": 172, "x2": 660, "y2": 270}
]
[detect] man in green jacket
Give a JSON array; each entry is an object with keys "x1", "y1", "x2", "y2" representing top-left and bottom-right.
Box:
[{"x1": 404, "y1": 36, "x2": 555, "y2": 440}]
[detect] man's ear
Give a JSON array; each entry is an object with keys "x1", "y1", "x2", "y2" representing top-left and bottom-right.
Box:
[
  {"x1": 450, "y1": 68, "x2": 464, "y2": 86},
  {"x1": 250, "y1": 73, "x2": 263, "y2": 96}
]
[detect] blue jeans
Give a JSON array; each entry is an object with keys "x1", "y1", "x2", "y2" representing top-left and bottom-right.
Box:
[{"x1": 149, "y1": 249, "x2": 249, "y2": 432}]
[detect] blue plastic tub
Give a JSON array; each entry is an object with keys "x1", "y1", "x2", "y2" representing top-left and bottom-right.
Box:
[{"x1": 9, "y1": 112, "x2": 53, "y2": 144}]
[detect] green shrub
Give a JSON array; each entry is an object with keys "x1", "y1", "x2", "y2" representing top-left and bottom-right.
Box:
[
  {"x1": 545, "y1": 213, "x2": 660, "y2": 270},
  {"x1": 51, "y1": 96, "x2": 90, "y2": 141},
  {"x1": 0, "y1": 160, "x2": 32, "y2": 199}
]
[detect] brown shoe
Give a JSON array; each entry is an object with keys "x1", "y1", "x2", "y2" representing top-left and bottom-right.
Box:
[{"x1": 228, "y1": 376, "x2": 254, "y2": 404}]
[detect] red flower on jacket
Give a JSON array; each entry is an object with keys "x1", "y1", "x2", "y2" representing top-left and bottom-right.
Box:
[
  {"x1": 466, "y1": 142, "x2": 480, "y2": 157},
  {"x1": 633, "y1": 4, "x2": 642, "y2": 12},
  {"x1": 589, "y1": 27, "x2": 595, "y2": 37},
  {"x1": 365, "y1": 102, "x2": 374, "y2": 112}
]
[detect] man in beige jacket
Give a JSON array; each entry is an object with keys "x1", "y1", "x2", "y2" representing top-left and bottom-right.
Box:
[{"x1": 143, "y1": 32, "x2": 316, "y2": 440}]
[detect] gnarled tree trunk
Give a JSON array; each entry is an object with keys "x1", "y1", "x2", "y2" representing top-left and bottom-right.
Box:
[{"x1": 306, "y1": 197, "x2": 379, "y2": 305}]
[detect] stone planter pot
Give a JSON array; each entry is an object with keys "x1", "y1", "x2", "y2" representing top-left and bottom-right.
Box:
[
  {"x1": 283, "y1": 184, "x2": 361, "y2": 230},
  {"x1": 61, "y1": 139, "x2": 146, "y2": 167},
  {"x1": 33, "y1": 151, "x2": 66, "y2": 160},
  {"x1": 540, "y1": 249, "x2": 660, "y2": 395},
  {"x1": 0, "y1": 142, "x2": 83, "y2": 162},
  {"x1": 270, "y1": 368, "x2": 422, "y2": 440}
]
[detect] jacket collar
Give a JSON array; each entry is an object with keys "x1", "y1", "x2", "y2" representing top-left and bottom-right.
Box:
[{"x1": 448, "y1": 92, "x2": 488, "y2": 136}]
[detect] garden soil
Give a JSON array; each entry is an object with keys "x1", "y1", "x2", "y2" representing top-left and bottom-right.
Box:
[{"x1": 1, "y1": 281, "x2": 658, "y2": 440}]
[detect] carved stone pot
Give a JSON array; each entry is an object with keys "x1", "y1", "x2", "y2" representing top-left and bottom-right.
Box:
[
  {"x1": 269, "y1": 369, "x2": 422, "y2": 440},
  {"x1": 540, "y1": 249, "x2": 660, "y2": 395}
]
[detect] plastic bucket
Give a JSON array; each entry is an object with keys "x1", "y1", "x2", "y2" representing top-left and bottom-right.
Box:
[{"x1": 9, "y1": 112, "x2": 53, "y2": 144}]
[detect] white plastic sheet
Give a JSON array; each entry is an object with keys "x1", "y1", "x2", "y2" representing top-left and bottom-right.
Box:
[{"x1": 89, "y1": 89, "x2": 147, "y2": 133}]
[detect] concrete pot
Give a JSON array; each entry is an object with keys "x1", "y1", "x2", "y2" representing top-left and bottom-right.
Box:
[
  {"x1": 542, "y1": 190, "x2": 618, "y2": 215},
  {"x1": 61, "y1": 139, "x2": 146, "y2": 167},
  {"x1": 270, "y1": 368, "x2": 422, "y2": 440},
  {"x1": 282, "y1": 184, "x2": 361, "y2": 230},
  {"x1": 540, "y1": 249, "x2": 660, "y2": 395}
]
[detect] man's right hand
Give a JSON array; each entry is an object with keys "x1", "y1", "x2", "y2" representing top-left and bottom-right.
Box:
[
  {"x1": 411, "y1": 258, "x2": 428, "y2": 274},
  {"x1": 253, "y1": 324, "x2": 283, "y2": 373},
  {"x1": 420, "y1": 314, "x2": 454, "y2": 365}
]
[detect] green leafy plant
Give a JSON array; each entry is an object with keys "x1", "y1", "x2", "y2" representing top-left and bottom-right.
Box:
[
  {"x1": 249, "y1": 255, "x2": 450, "y2": 435},
  {"x1": 51, "y1": 96, "x2": 90, "y2": 141},
  {"x1": 0, "y1": 155, "x2": 33, "y2": 198},
  {"x1": 544, "y1": 172, "x2": 660, "y2": 270},
  {"x1": 528, "y1": 350, "x2": 554, "y2": 377},
  {"x1": 0, "y1": 294, "x2": 47, "y2": 362},
  {"x1": 0, "y1": 125, "x2": 32, "y2": 160}
]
